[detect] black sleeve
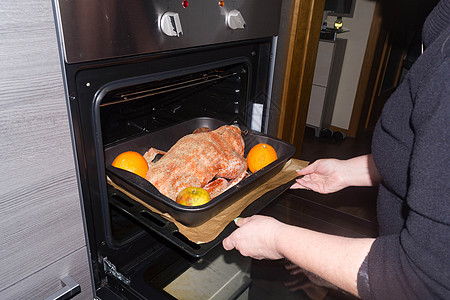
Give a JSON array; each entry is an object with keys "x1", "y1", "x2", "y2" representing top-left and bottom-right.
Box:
[
  {"x1": 364, "y1": 58, "x2": 450, "y2": 299},
  {"x1": 357, "y1": 255, "x2": 370, "y2": 299}
]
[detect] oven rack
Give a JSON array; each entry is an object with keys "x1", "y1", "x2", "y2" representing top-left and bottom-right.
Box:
[{"x1": 101, "y1": 70, "x2": 238, "y2": 107}]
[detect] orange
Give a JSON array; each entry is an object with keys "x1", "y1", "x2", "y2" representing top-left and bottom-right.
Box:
[
  {"x1": 112, "y1": 151, "x2": 149, "y2": 178},
  {"x1": 247, "y1": 143, "x2": 278, "y2": 173},
  {"x1": 176, "y1": 187, "x2": 211, "y2": 206}
]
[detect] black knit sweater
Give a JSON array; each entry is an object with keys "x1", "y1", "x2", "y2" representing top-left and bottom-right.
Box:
[{"x1": 358, "y1": 0, "x2": 450, "y2": 298}]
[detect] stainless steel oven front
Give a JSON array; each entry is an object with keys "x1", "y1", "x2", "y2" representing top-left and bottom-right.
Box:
[{"x1": 54, "y1": 0, "x2": 283, "y2": 298}]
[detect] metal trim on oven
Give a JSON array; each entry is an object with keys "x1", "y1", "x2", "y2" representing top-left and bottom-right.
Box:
[
  {"x1": 54, "y1": 0, "x2": 282, "y2": 64},
  {"x1": 264, "y1": 36, "x2": 279, "y2": 134}
]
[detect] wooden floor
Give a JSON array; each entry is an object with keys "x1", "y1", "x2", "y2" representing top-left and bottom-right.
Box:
[
  {"x1": 299, "y1": 127, "x2": 374, "y2": 161},
  {"x1": 294, "y1": 126, "x2": 378, "y2": 223}
]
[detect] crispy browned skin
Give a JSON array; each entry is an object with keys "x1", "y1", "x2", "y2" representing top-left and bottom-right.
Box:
[{"x1": 144, "y1": 125, "x2": 247, "y2": 200}]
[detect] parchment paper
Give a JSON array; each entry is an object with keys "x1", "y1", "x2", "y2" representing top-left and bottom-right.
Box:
[{"x1": 108, "y1": 158, "x2": 309, "y2": 244}]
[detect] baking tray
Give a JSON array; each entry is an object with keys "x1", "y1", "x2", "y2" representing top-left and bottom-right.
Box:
[{"x1": 105, "y1": 117, "x2": 296, "y2": 226}]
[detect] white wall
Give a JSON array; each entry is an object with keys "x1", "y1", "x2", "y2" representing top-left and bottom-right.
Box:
[{"x1": 328, "y1": 0, "x2": 376, "y2": 130}]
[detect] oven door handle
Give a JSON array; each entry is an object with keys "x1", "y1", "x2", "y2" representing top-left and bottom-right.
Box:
[{"x1": 44, "y1": 276, "x2": 81, "y2": 300}]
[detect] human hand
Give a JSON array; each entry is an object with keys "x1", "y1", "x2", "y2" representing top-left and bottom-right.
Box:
[
  {"x1": 290, "y1": 159, "x2": 348, "y2": 193},
  {"x1": 222, "y1": 215, "x2": 286, "y2": 260}
]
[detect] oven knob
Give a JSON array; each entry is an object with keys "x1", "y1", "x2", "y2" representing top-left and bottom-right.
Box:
[
  {"x1": 227, "y1": 9, "x2": 246, "y2": 30},
  {"x1": 160, "y1": 12, "x2": 183, "y2": 37}
]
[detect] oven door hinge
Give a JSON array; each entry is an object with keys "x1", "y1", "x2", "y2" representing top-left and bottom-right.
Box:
[{"x1": 103, "y1": 257, "x2": 131, "y2": 285}]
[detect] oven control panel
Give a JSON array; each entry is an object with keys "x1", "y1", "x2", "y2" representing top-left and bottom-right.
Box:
[
  {"x1": 160, "y1": 8, "x2": 246, "y2": 36},
  {"x1": 55, "y1": 0, "x2": 282, "y2": 63},
  {"x1": 160, "y1": 8, "x2": 247, "y2": 37}
]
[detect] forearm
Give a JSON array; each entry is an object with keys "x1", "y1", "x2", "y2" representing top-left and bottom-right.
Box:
[
  {"x1": 342, "y1": 154, "x2": 381, "y2": 187},
  {"x1": 276, "y1": 224, "x2": 375, "y2": 297}
]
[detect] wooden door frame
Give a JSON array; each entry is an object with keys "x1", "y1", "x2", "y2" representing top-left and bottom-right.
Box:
[
  {"x1": 346, "y1": 0, "x2": 437, "y2": 137},
  {"x1": 345, "y1": 1, "x2": 384, "y2": 138},
  {"x1": 276, "y1": 0, "x2": 326, "y2": 157}
]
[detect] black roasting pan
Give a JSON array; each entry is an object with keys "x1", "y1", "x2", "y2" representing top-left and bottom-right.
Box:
[{"x1": 104, "y1": 117, "x2": 296, "y2": 227}]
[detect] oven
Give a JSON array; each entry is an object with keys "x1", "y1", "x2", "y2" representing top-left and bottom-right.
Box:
[{"x1": 53, "y1": 0, "x2": 284, "y2": 298}]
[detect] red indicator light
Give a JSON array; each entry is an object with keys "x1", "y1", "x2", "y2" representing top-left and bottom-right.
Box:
[
  {"x1": 219, "y1": 1, "x2": 225, "y2": 7},
  {"x1": 182, "y1": 0, "x2": 189, "y2": 8}
]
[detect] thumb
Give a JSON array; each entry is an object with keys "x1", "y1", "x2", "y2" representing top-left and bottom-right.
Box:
[
  {"x1": 234, "y1": 217, "x2": 250, "y2": 227},
  {"x1": 296, "y1": 163, "x2": 315, "y2": 176}
]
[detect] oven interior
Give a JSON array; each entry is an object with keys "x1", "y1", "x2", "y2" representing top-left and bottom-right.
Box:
[{"x1": 99, "y1": 62, "x2": 250, "y2": 147}]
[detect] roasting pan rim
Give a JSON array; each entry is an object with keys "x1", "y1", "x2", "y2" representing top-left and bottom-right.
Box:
[{"x1": 104, "y1": 117, "x2": 296, "y2": 226}]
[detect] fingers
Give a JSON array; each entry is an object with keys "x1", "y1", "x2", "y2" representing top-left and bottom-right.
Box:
[
  {"x1": 291, "y1": 176, "x2": 317, "y2": 191},
  {"x1": 293, "y1": 161, "x2": 323, "y2": 190},
  {"x1": 295, "y1": 161, "x2": 319, "y2": 176},
  {"x1": 223, "y1": 217, "x2": 249, "y2": 251},
  {"x1": 296, "y1": 176, "x2": 313, "y2": 186},
  {"x1": 290, "y1": 182, "x2": 307, "y2": 189},
  {"x1": 291, "y1": 175, "x2": 313, "y2": 189},
  {"x1": 222, "y1": 238, "x2": 232, "y2": 250},
  {"x1": 222, "y1": 235, "x2": 235, "y2": 251},
  {"x1": 290, "y1": 181, "x2": 311, "y2": 190},
  {"x1": 295, "y1": 165, "x2": 314, "y2": 176}
]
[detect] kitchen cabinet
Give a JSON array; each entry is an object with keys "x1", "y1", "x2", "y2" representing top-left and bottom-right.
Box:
[
  {"x1": 1, "y1": 248, "x2": 92, "y2": 299},
  {"x1": 0, "y1": 1, "x2": 93, "y2": 299},
  {"x1": 306, "y1": 38, "x2": 347, "y2": 136}
]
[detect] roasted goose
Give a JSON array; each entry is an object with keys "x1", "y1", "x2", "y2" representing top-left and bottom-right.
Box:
[{"x1": 143, "y1": 125, "x2": 248, "y2": 200}]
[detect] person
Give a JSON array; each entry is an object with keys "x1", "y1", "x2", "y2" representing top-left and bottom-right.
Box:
[{"x1": 223, "y1": 0, "x2": 450, "y2": 298}]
